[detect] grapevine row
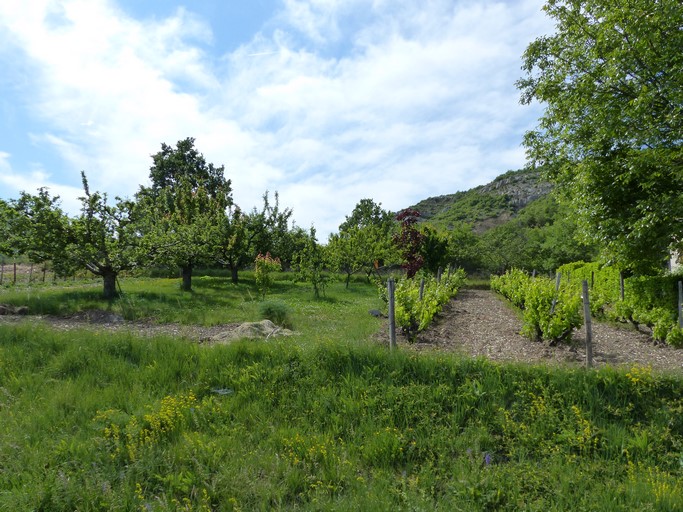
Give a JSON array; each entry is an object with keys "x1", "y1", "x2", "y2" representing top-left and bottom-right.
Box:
[
  {"x1": 557, "y1": 262, "x2": 683, "y2": 346},
  {"x1": 382, "y1": 269, "x2": 466, "y2": 341},
  {"x1": 490, "y1": 269, "x2": 582, "y2": 343}
]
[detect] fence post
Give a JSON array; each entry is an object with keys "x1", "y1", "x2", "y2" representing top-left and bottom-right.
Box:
[
  {"x1": 550, "y1": 272, "x2": 561, "y2": 315},
  {"x1": 13, "y1": 262, "x2": 17, "y2": 285},
  {"x1": 678, "y1": 281, "x2": 682, "y2": 329},
  {"x1": 0, "y1": 262, "x2": 3, "y2": 285},
  {"x1": 388, "y1": 278, "x2": 396, "y2": 350},
  {"x1": 419, "y1": 278, "x2": 425, "y2": 301},
  {"x1": 582, "y1": 280, "x2": 593, "y2": 369}
]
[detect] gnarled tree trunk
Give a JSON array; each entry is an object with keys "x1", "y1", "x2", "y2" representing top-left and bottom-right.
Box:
[{"x1": 102, "y1": 270, "x2": 118, "y2": 300}]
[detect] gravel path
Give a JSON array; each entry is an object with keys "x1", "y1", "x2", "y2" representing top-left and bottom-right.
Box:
[{"x1": 399, "y1": 288, "x2": 683, "y2": 373}]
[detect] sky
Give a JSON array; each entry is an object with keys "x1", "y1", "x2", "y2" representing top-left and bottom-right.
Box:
[{"x1": 0, "y1": 0, "x2": 553, "y2": 239}]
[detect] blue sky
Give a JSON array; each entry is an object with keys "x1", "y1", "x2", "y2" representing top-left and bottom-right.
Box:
[{"x1": 0, "y1": 0, "x2": 552, "y2": 238}]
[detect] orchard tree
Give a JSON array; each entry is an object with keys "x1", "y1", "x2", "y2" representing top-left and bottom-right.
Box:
[
  {"x1": 67, "y1": 173, "x2": 141, "y2": 298},
  {"x1": 10, "y1": 189, "x2": 70, "y2": 274},
  {"x1": 138, "y1": 138, "x2": 232, "y2": 291},
  {"x1": 420, "y1": 226, "x2": 450, "y2": 275},
  {"x1": 0, "y1": 198, "x2": 25, "y2": 262},
  {"x1": 296, "y1": 226, "x2": 328, "y2": 298},
  {"x1": 245, "y1": 191, "x2": 295, "y2": 266},
  {"x1": 14, "y1": 175, "x2": 140, "y2": 299},
  {"x1": 215, "y1": 204, "x2": 250, "y2": 284},
  {"x1": 518, "y1": 0, "x2": 683, "y2": 272},
  {"x1": 214, "y1": 191, "x2": 295, "y2": 284},
  {"x1": 444, "y1": 222, "x2": 482, "y2": 273},
  {"x1": 328, "y1": 199, "x2": 396, "y2": 287}
]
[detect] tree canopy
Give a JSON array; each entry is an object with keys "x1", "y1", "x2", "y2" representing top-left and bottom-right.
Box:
[
  {"x1": 518, "y1": 0, "x2": 683, "y2": 272},
  {"x1": 138, "y1": 138, "x2": 232, "y2": 291}
]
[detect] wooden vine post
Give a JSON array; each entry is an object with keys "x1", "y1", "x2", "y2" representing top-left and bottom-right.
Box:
[
  {"x1": 550, "y1": 272, "x2": 561, "y2": 315},
  {"x1": 419, "y1": 278, "x2": 425, "y2": 301},
  {"x1": 388, "y1": 278, "x2": 396, "y2": 350},
  {"x1": 678, "y1": 280, "x2": 682, "y2": 329},
  {"x1": 582, "y1": 280, "x2": 593, "y2": 369}
]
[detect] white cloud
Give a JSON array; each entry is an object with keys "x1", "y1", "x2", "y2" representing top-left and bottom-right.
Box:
[
  {"x1": 0, "y1": 152, "x2": 83, "y2": 213},
  {"x1": 0, "y1": 0, "x2": 552, "y2": 238}
]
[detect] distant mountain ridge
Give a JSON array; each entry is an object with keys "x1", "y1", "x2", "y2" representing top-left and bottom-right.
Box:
[{"x1": 409, "y1": 168, "x2": 553, "y2": 232}]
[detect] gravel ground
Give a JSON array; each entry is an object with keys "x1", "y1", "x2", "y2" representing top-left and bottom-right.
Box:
[{"x1": 393, "y1": 288, "x2": 683, "y2": 373}]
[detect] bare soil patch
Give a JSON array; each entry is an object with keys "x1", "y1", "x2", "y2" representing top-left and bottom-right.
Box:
[
  {"x1": 388, "y1": 289, "x2": 683, "y2": 373},
  {"x1": 0, "y1": 311, "x2": 239, "y2": 342}
]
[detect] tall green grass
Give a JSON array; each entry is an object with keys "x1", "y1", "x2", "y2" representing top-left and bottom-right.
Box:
[{"x1": 1, "y1": 322, "x2": 682, "y2": 511}]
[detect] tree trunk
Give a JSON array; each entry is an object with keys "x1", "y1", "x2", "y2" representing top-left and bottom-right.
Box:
[
  {"x1": 231, "y1": 265, "x2": 239, "y2": 284},
  {"x1": 103, "y1": 271, "x2": 118, "y2": 300},
  {"x1": 181, "y1": 264, "x2": 193, "y2": 291}
]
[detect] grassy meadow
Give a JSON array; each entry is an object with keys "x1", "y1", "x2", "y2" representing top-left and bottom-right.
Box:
[{"x1": 1, "y1": 273, "x2": 683, "y2": 511}]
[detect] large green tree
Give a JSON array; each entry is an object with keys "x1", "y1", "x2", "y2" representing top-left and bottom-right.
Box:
[
  {"x1": 67, "y1": 174, "x2": 141, "y2": 298},
  {"x1": 138, "y1": 138, "x2": 232, "y2": 291},
  {"x1": 327, "y1": 199, "x2": 396, "y2": 287},
  {"x1": 12, "y1": 175, "x2": 139, "y2": 299},
  {"x1": 518, "y1": 0, "x2": 683, "y2": 272}
]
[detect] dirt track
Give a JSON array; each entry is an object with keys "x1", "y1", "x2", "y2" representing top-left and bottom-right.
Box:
[{"x1": 395, "y1": 288, "x2": 683, "y2": 373}]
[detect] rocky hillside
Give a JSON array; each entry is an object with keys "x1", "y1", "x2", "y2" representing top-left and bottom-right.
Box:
[{"x1": 410, "y1": 167, "x2": 553, "y2": 232}]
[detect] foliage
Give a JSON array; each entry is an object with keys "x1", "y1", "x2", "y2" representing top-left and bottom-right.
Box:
[
  {"x1": 295, "y1": 226, "x2": 328, "y2": 298},
  {"x1": 387, "y1": 268, "x2": 466, "y2": 340},
  {"x1": 5, "y1": 190, "x2": 68, "y2": 269},
  {"x1": 2, "y1": 323, "x2": 683, "y2": 510},
  {"x1": 557, "y1": 261, "x2": 683, "y2": 345},
  {"x1": 479, "y1": 194, "x2": 598, "y2": 274},
  {"x1": 518, "y1": 0, "x2": 683, "y2": 272},
  {"x1": 254, "y1": 252, "x2": 281, "y2": 299},
  {"x1": 491, "y1": 268, "x2": 583, "y2": 342},
  {"x1": 9, "y1": 175, "x2": 140, "y2": 299},
  {"x1": 215, "y1": 192, "x2": 298, "y2": 284},
  {"x1": 137, "y1": 137, "x2": 232, "y2": 291},
  {"x1": 327, "y1": 199, "x2": 397, "y2": 287},
  {"x1": 394, "y1": 209, "x2": 425, "y2": 278}
]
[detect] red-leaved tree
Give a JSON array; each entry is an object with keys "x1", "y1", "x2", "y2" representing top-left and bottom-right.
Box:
[{"x1": 394, "y1": 209, "x2": 425, "y2": 278}]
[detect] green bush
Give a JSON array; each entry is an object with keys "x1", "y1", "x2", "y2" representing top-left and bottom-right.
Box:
[{"x1": 259, "y1": 299, "x2": 293, "y2": 329}]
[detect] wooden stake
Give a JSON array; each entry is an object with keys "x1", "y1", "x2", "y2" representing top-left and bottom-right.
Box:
[
  {"x1": 419, "y1": 278, "x2": 425, "y2": 301},
  {"x1": 678, "y1": 281, "x2": 682, "y2": 329},
  {"x1": 550, "y1": 272, "x2": 561, "y2": 315},
  {"x1": 388, "y1": 278, "x2": 396, "y2": 350},
  {"x1": 582, "y1": 280, "x2": 593, "y2": 369}
]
